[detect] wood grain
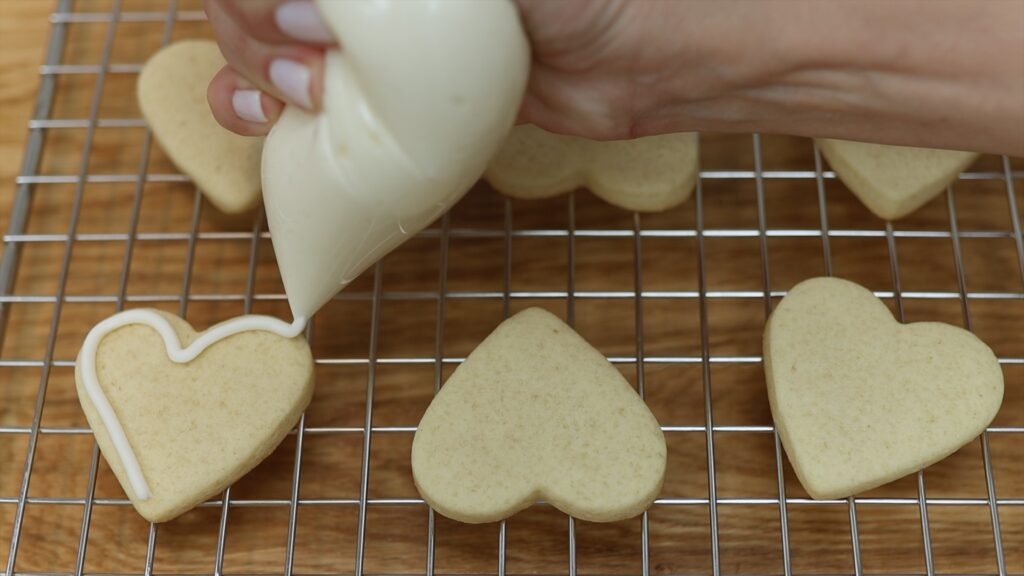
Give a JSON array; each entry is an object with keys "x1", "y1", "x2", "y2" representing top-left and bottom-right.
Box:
[
  {"x1": 1, "y1": 1, "x2": 1022, "y2": 574},
  {"x1": 0, "y1": 0, "x2": 56, "y2": 236}
]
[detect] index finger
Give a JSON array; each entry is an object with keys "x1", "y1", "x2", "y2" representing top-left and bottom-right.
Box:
[{"x1": 208, "y1": 0, "x2": 336, "y2": 45}]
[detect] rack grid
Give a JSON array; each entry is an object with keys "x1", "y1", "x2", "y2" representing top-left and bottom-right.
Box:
[{"x1": 0, "y1": 1, "x2": 1021, "y2": 575}]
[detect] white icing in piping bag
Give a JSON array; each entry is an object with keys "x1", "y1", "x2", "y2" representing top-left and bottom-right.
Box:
[
  {"x1": 79, "y1": 310, "x2": 307, "y2": 501},
  {"x1": 263, "y1": 0, "x2": 530, "y2": 320}
]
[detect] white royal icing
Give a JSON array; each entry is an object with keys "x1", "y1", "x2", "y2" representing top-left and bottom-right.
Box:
[
  {"x1": 79, "y1": 309, "x2": 307, "y2": 501},
  {"x1": 263, "y1": 0, "x2": 529, "y2": 321}
]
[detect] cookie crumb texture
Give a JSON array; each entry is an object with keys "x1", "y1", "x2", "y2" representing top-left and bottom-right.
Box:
[
  {"x1": 137, "y1": 40, "x2": 263, "y2": 214},
  {"x1": 75, "y1": 310, "x2": 314, "y2": 522},
  {"x1": 765, "y1": 277, "x2": 1003, "y2": 499},
  {"x1": 412, "y1": 307, "x2": 666, "y2": 523},
  {"x1": 486, "y1": 124, "x2": 698, "y2": 212}
]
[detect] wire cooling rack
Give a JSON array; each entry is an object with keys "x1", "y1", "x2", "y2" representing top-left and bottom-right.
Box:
[{"x1": 1, "y1": 1, "x2": 1022, "y2": 575}]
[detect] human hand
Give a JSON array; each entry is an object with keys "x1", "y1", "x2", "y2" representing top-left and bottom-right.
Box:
[
  {"x1": 204, "y1": 0, "x2": 1024, "y2": 156},
  {"x1": 203, "y1": 0, "x2": 686, "y2": 140},
  {"x1": 203, "y1": 0, "x2": 334, "y2": 136},
  {"x1": 512, "y1": 0, "x2": 745, "y2": 140}
]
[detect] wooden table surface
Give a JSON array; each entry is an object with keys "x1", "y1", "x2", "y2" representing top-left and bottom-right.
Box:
[
  {"x1": 0, "y1": 1, "x2": 56, "y2": 237},
  {"x1": 0, "y1": 1, "x2": 1021, "y2": 574}
]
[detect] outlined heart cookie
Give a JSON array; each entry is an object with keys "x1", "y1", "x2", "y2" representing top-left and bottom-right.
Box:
[
  {"x1": 138, "y1": 40, "x2": 263, "y2": 214},
  {"x1": 764, "y1": 277, "x2": 1003, "y2": 499},
  {"x1": 412, "y1": 307, "x2": 666, "y2": 523},
  {"x1": 817, "y1": 139, "x2": 978, "y2": 220},
  {"x1": 75, "y1": 309, "x2": 313, "y2": 522},
  {"x1": 485, "y1": 124, "x2": 698, "y2": 212}
]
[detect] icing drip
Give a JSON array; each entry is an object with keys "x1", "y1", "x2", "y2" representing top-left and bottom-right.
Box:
[{"x1": 79, "y1": 310, "x2": 307, "y2": 501}]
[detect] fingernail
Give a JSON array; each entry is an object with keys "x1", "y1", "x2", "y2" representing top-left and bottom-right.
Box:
[
  {"x1": 275, "y1": 1, "x2": 334, "y2": 43},
  {"x1": 269, "y1": 58, "x2": 313, "y2": 109},
  {"x1": 232, "y1": 89, "x2": 268, "y2": 123}
]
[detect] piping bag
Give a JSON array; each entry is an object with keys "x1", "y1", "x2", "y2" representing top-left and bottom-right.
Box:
[{"x1": 262, "y1": 0, "x2": 530, "y2": 321}]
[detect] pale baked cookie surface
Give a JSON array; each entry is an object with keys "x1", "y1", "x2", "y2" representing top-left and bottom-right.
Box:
[
  {"x1": 816, "y1": 139, "x2": 978, "y2": 220},
  {"x1": 75, "y1": 310, "x2": 313, "y2": 522},
  {"x1": 764, "y1": 277, "x2": 1003, "y2": 499},
  {"x1": 486, "y1": 124, "x2": 698, "y2": 212},
  {"x1": 138, "y1": 40, "x2": 263, "y2": 214},
  {"x1": 412, "y1": 307, "x2": 666, "y2": 523}
]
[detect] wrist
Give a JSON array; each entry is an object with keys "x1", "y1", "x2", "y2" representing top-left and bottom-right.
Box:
[{"x1": 642, "y1": 0, "x2": 1023, "y2": 155}]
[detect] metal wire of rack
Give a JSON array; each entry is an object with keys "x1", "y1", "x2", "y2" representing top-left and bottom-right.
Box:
[{"x1": 1, "y1": 1, "x2": 1022, "y2": 575}]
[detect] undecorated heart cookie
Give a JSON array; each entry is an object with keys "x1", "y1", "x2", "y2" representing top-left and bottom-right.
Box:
[
  {"x1": 485, "y1": 124, "x2": 698, "y2": 212},
  {"x1": 764, "y1": 277, "x2": 1003, "y2": 499},
  {"x1": 816, "y1": 139, "x2": 979, "y2": 220},
  {"x1": 412, "y1": 307, "x2": 666, "y2": 523},
  {"x1": 76, "y1": 309, "x2": 313, "y2": 522},
  {"x1": 138, "y1": 40, "x2": 263, "y2": 214}
]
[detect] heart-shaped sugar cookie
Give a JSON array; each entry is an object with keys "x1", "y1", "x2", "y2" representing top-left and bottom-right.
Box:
[
  {"x1": 816, "y1": 139, "x2": 979, "y2": 220},
  {"x1": 764, "y1": 277, "x2": 1003, "y2": 499},
  {"x1": 485, "y1": 124, "x2": 698, "y2": 212},
  {"x1": 138, "y1": 40, "x2": 263, "y2": 214},
  {"x1": 75, "y1": 310, "x2": 313, "y2": 522},
  {"x1": 412, "y1": 307, "x2": 666, "y2": 523}
]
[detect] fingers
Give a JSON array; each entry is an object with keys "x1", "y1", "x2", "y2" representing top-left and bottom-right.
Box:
[
  {"x1": 208, "y1": 65, "x2": 285, "y2": 137},
  {"x1": 205, "y1": 0, "x2": 330, "y2": 112},
  {"x1": 214, "y1": 0, "x2": 335, "y2": 45}
]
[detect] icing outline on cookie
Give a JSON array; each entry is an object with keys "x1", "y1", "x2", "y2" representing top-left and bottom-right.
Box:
[{"x1": 79, "y1": 310, "x2": 307, "y2": 500}]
